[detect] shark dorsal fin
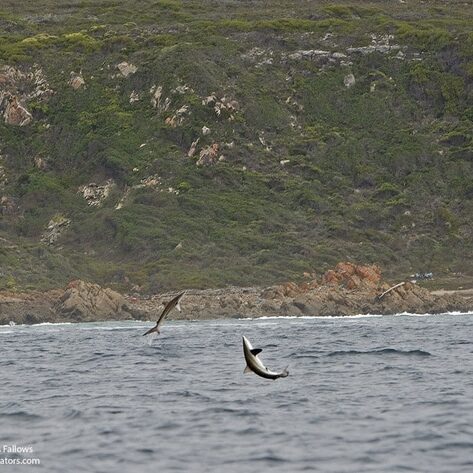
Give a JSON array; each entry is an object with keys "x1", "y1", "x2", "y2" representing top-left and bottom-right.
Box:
[{"x1": 250, "y1": 348, "x2": 262, "y2": 356}]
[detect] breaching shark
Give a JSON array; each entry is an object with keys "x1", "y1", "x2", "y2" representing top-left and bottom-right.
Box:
[
  {"x1": 143, "y1": 292, "x2": 185, "y2": 336},
  {"x1": 242, "y1": 335, "x2": 289, "y2": 380}
]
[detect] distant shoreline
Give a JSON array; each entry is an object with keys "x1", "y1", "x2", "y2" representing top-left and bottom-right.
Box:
[
  {"x1": 1, "y1": 263, "x2": 472, "y2": 326},
  {"x1": 1, "y1": 278, "x2": 473, "y2": 326}
]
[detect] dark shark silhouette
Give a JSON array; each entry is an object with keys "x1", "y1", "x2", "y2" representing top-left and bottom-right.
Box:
[{"x1": 143, "y1": 292, "x2": 185, "y2": 336}]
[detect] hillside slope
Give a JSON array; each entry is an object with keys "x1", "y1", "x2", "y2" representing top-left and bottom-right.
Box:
[{"x1": 0, "y1": 0, "x2": 472, "y2": 292}]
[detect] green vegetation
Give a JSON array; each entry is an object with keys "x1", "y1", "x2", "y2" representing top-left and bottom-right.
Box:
[{"x1": 0, "y1": 0, "x2": 472, "y2": 292}]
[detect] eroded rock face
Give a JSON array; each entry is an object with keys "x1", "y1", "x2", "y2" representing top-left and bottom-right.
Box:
[
  {"x1": 78, "y1": 180, "x2": 115, "y2": 207},
  {"x1": 1, "y1": 261, "x2": 472, "y2": 325},
  {"x1": 41, "y1": 214, "x2": 71, "y2": 245},
  {"x1": 0, "y1": 289, "x2": 62, "y2": 325},
  {"x1": 54, "y1": 280, "x2": 135, "y2": 322},
  {"x1": 344, "y1": 73, "x2": 356, "y2": 88},
  {"x1": 187, "y1": 138, "x2": 200, "y2": 158},
  {"x1": 3, "y1": 95, "x2": 32, "y2": 126},
  {"x1": 129, "y1": 90, "x2": 140, "y2": 103},
  {"x1": 117, "y1": 62, "x2": 137, "y2": 77},
  {"x1": 69, "y1": 72, "x2": 85, "y2": 90},
  {"x1": 0, "y1": 65, "x2": 53, "y2": 126},
  {"x1": 164, "y1": 105, "x2": 189, "y2": 127},
  {"x1": 202, "y1": 94, "x2": 239, "y2": 120},
  {"x1": 150, "y1": 84, "x2": 171, "y2": 111},
  {"x1": 128, "y1": 262, "x2": 472, "y2": 320},
  {"x1": 196, "y1": 143, "x2": 219, "y2": 166},
  {"x1": 0, "y1": 195, "x2": 20, "y2": 216},
  {"x1": 322, "y1": 262, "x2": 381, "y2": 290}
]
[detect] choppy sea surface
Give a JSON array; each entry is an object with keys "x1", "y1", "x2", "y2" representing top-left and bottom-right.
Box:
[{"x1": 1, "y1": 313, "x2": 473, "y2": 472}]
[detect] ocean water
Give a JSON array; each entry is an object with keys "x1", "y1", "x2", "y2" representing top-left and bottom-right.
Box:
[{"x1": 1, "y1": 313, "x2": 473, "y2": 472}]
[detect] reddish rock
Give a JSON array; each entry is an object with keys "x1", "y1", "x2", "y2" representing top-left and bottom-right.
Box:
[
  {"x1": 1, "y1": 263, "x2": 473, "y2": 325},
  {"x1": 322, "y1": 262, "x2": 381, "y2": 289},
  {"x1": 55, "y1": 280, "x2": 134, "y2": 322},
  {"x1": 3, "y1": 95, "x2": 32, "y2": 126}
]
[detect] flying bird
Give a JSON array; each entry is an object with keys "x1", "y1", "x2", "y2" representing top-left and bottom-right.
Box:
[
  {"x1": 242, "y1": 335, "x2": 289, "y2": 380},
  {"x1": 143, "y1": 291, "x2": 185, "y2": 336}
]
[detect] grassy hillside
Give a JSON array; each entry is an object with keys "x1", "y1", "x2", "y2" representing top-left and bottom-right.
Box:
[{"x1": 0, "y1": 0, "x2": 472, "y2": 292}]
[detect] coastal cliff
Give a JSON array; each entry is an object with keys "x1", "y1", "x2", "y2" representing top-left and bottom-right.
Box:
[
  {"x1": 0, "y1": 0, "x2": 472, "y2": 293},
  {"x1": 1, "y1": 263, "x2": 471, "y2": 325}
]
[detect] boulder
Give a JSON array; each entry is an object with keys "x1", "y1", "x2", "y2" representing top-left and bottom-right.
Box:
[
  {"x1": 54, "y1": 280, "x2": 135, "y2": 322},
  {"x1": 3, "y1": 95, "x2": 32, "y2": 126},
  {"x1": 150, "y1": 84, "x2": 171, "y2": 111},
  {"x1": 187, "y1": 138, "x2": 200, "y2": 158},
  {"x1": 0, "y1": 195, "x2": 19, "y2": 216},
  {"x1": 196, "y1": 143, "x2": 219, "y2": 166},
  {"x1": 164, "y1": 105, "x2": 189, "y2": 127},
  {"x1": 344, "y1": 73, "x2": 356, "y2": 88},
  {"x1": 322, "y1": 262, "x2": 381, "y2": 289},
  {"x1": 41, "y1": 214, "x2": 71, "y2": 245},
  {"x1": 117, "y1": 62, "x2": 137, "y2": 77},
  {"x1": 78, "y1": 180, "x2": 115, "y2": 206},
  {"x1": 69, "y1": 72, "x2": 85, "y2": 90},
  {"x1": 129, "y1": 90, "x2": 140, "y2": 103},
  {"x1": 0, "y1": 65, "x2": 53, "y2": 126}
]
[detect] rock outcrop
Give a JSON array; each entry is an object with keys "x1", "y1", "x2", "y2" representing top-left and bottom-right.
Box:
[
  {"x1": 78, "y1": 180, "x2": 115, "y2": 206},
  {"x1": 3, "y1": 95, "x2": 33, "y2": 126},
  {"x1": 54, "y1": 280, "x2": 137, "y2": 322},
  {"x1": 1, "y1": 264, "x2": 472, "y2": 325},
  {"x1": 344, "y1": 73, "x2": 356, "y2": 88},
  {"x1": 128, "y1": 262, "x2": 473, "y2": 320},
  {"x1": 321, "y1": 262, "x2": 381, "y2": 289},
  {"x1": 196, "y1": 143, "x2": 219, "y2": 166},
  {"x1": 0, "y1": 65, "x2": 53, "y2": 126},
  {"x1": 69, "y1": 72, "x2": 85, "y2": 90},
  {"x1": 164, "y1": 105, "x2": 189, "y2": 127},
  {"x1": 0, "y1": 195, "x2": 20, "y2": 216},
  {"x1": 117, "y1": 62, "x2": 137, "y2": 77},
  {"x1": 41, "y1": 214, "x2": 71, "y2": 245},
  {"x1": 0, "y1": 289, "x2": 62, "y2": 326}
]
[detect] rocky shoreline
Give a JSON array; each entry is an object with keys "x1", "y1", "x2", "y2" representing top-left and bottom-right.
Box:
[{"x1": 1, "y1": 263, "x2": 472, "y2": 326}]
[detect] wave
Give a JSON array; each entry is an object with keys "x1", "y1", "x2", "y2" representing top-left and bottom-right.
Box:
[
  {"x1": 80, "y1": 326, "x2": 141, "y2": 331},
  {"x1": 0, "y1": 411, "x2": 43, "y2": 421},
  {"x1": 241, "y1": 311, "x2": 473, "y2": 320},
  {"x1": 2, "y1": 311, "x2": 472, "y2": 328},
  {"x1": 240, "y1": 314, "x2": 384, "y2": 320},
  {"x1": 0, "y1": 321, "x2": 73, "y2": 327},
  {"x1": 392, "y1": 311, "x2": 473, "y2": 317},
  {"x1": 327, "y1": 348, "x2": 432, "y2": 357}
]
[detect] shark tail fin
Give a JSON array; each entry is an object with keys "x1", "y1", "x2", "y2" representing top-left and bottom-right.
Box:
[
  {"x1": 281, "y1": 366, "x2": 289, "y2": 377},
  {"x1": 143, "y1": 327, "x2": 156, "y2": 336}
]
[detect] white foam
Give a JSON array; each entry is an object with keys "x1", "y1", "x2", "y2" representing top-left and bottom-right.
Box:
[
  {"x1": 240, "y1": 314, "x2": 384, "y2": 320},
  {"x1": 34, "y1": 322, "x2": 73, "y2": 326},
  {"x1": 240, "y1": 311, "x2": 473, "y2": 320},
  {"x1": 0, "y1": 321, "x2": 73, "y2": 328}
]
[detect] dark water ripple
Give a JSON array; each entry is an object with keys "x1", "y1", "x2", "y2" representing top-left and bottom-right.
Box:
[{"x1": 1, "y1": 314, "x2": 473, "y2": 472}]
